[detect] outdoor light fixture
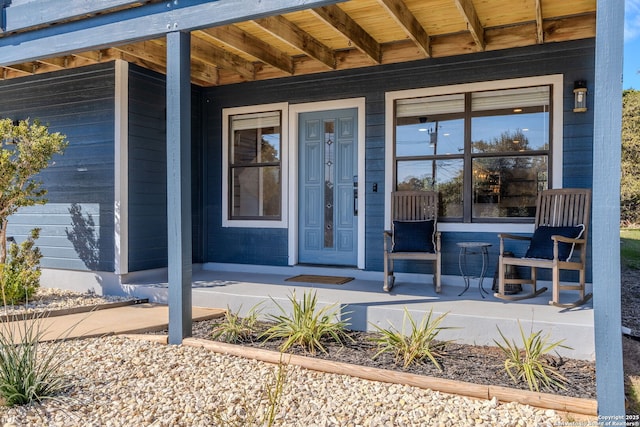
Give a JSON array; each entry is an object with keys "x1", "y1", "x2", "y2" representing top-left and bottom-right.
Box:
[{"x1": 573, "y1": 80, "x2": 587, "y2": 113}]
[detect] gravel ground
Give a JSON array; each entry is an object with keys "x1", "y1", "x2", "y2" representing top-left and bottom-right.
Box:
[
  {"x1": 0, "y1": 287, "x2": 597, "y2": 426},
  {"x1": 0, "y1": 288, "x2": 133, "y2": 317},
  {"x1": 0, "y1": 335, "x2": 566, "y2": 427}
]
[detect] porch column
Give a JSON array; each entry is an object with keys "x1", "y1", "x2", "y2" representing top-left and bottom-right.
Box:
[
  {"x1": 166, "y1": 30, "x2": 192, "y2": 345},
  {"x1": 593, "y1": 0, "x2": 625, "y2": 415}
]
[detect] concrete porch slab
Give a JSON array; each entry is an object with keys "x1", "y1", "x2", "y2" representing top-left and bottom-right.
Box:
[{"x1": 124, "y1": 264, "x2": 595, "y2": 360}]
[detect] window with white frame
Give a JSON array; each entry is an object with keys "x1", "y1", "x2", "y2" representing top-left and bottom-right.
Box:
[
  {"x1": 394, "y1": 85, "x2": 552, "y2": 222},
  {"x1": 225, "y1": 109, "x2": 282, "y2": 222}
]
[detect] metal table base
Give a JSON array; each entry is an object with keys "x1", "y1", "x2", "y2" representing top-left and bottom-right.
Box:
[{"x1": 457, "y1": 242, "x2": 492, "y2": 298}]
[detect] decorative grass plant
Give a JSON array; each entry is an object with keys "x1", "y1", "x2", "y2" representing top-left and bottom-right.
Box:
[
  {"x1": 260, "y1": 290, "x2": 352, "y2": 354},
  {"x1": 494, "y1": 321, "x2": 570, "y2": 392},
  {"x1": 215, "y1": 357, "x2": 289, "y2": 427},
  {"x1": 371, "y1": 308, "x2": 452, "y2": 370},
  {"x1": 211, "y1": 304, "x2": 262, "y2": 344},
  {"x1": 0, "y1": 311, "x2": 72, "y2": 406}
]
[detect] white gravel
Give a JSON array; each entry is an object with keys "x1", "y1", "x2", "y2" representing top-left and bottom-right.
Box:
[
  {"x1": 0, "y1": 336, "x2": 565, "y2": 427},
  {"x1": 0, "y1": 288, "x2": 133, "y2": 317},
  {"x1": 0, "y1": 289, "x2": 567, "y2": 426}
]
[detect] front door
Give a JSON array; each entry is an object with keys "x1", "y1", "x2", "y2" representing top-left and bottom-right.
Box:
[{"x1": 298, "y1": 108, "x2": 358, "y2": 266}]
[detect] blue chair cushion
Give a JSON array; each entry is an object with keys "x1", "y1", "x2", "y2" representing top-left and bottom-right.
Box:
[
  {"x1": 524, "y1": 225, "x2": 585, "y2": 261},
  {"x1": 392, "y1": 220, "x2": 435, "y2": 253}
]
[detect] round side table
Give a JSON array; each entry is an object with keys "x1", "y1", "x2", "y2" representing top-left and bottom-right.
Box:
[{"x1": 457, "y1": 242, "x2": 492, "y2": 298}]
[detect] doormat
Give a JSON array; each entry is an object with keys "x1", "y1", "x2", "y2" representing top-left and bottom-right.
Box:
[{"x1": 285, "y1": 275, "x2": 354, "y2": 285}]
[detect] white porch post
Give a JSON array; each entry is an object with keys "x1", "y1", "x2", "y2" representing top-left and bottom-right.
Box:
[
  {"x1": 593, "y1": 0, "x2": 625, "y2": 415},
  {"x1": 166, "y1": 30, "x2": 192, "y2": 345}
]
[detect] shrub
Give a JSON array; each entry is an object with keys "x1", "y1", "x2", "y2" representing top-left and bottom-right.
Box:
[
  {"x1": 260, "y1": 290, "x2": 352, "y2": 354},
  {"x1": 371, "y1": 308, "x2": 452, "y2": 370},
  {"x1": 211, "y1": 304, "x2": 262, "y2": 343},
  {"x1": 494, "y1": 321, "x2": 570, "y2": 392},
  {"x1": 0, "y1": 228, "x2": 42, "y2": 305}
]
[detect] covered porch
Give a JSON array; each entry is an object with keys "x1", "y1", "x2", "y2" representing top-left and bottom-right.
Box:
[
  {"x1": 0, "y1": 0, "x2": 623, "y2": 412},
  {"x1": 124, "y1": 264, "x2": 595, "y2": 360}
]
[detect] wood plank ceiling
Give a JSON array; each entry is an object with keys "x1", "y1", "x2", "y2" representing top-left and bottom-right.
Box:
[{"x1": 0, "y1": 0, "x2": 596, "y2": 87}]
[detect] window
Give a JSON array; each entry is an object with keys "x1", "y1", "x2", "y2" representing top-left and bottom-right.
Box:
[
  {"x1": 394, "y1": 84, "x2": 552, "y2": 222},
  {"x1": 223, "y1": 104, "x2": 287, "y2": 226}
]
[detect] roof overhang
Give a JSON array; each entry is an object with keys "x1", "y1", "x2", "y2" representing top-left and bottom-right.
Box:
[{"x1": 0, "y1": 0, "x2": 596, "y2": 87}]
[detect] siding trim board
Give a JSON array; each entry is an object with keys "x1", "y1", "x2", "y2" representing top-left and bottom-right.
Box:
[{"x1": 114, "y1": 59, "x2": 129, "y2": 275}]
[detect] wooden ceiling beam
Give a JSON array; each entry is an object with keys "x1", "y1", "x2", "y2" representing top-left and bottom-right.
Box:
[
  {"x1": 253, "y1": 15, "x2": 336, "y2": 70},
  {"x1": 72, "y1": 51, "x2": 104, "y2": 63},
  {"x1": 113, "y1": 40, "x2": 167, "y2": 68},
  {"x1": 199, "y1": 25, "x2": 294, "y2": 75},
  {"x1": 311, "y1": 5, "x2": 381, "y2": 64},
  {"x1": 2, "y1": 67, "x2": 32, "y2": 79},
  {"x1": 100, "y1": 47, "x2": 167, "y2": 76},
  {"x1": 37, "y1": 57, "x2": 68, "y2": 69},
  {"x1": 4, "y1": 63, "x2": 36, "y2": 75},
  {"x1": 190, "y1": 35, "x2": 257, "y2": 81},
  {"x1": 535, "y1": 0, "x2": 544, "y2": 44},
  {"x1": 375, "y1": 0, "x2": 431, "y2": 57},
  {"x1": 140, "y1": 40, "x2": 220, "y2": 86},
  {"x1": 188, "y1": 60, "x2": 220, "y2": 87},
  {"x1": 453, "y1": 0, "x2": 485, "y2": 51}
]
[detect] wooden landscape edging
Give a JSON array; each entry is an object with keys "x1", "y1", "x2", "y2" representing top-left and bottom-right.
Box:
[
  {"x1": 0, "y1": 298, "x2": 150, "y2": 322},
  {"x1": 170, "y1": 337, "x2": 597, "y2": 417}
]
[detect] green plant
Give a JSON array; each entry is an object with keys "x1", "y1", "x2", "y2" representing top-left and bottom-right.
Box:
[
  {"x1": 621, "y1": 228, "x2": 640, "y2": 270},
  {"x1": 263, "y1": 356, "x2": 288, "y2": 426},
  {"x1": 260, "y1": 290, "x2": 352, "y2": 354},
  {"x1": 494, "y1": 321, "x2": 570, "y2": 392},
  {"x1": 211, "y1": 304, "x2": 262, "y2": 343},
  {"x1": 371, "y1": 308, "x2": 452, "y2": 370},
  {"x1": 622, "y1": 90, "x2": 640, "y2": 226},
  {"x1": 0, "y1": 311, "x2": 73, "y2": 406},
  {"x1": 0, "y1": 228, "x2": 43, "y2": 305},
  {"x1": 0, "y1": 118, "x2": 67, "y2": 265},
  {"x1": 215, "y1": 357, "x2": 289, "y2": 427}
]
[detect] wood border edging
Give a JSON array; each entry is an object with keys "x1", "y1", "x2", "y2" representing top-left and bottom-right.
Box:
[
  {"x1": 172, "y1": 337, "x2": 597, "y2": 416},
  {"x1": 0, "y1": 298, "x2": 150, "y2": 322}
]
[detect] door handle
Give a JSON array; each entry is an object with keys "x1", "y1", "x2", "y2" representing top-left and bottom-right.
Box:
[{"x1": 353, "y1": 175, "x2": 358, "y2": 216}]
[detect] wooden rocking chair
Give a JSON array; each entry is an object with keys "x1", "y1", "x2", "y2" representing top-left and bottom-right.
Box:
[
  {"x1": 383, "y1": 191, "x2": 441, "y2": 293},
  {"x1": 495, "y1": 188, "x2": 592, "y2": 308}
]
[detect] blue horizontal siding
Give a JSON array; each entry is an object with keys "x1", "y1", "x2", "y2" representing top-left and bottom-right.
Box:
[
  {"x1": 127, "y1": 65, "x2": 169, "y2": 271},
  {"x1": 126, "y1": 64, "x2": 205, "y2": 272},
  {"x1": 0, "y1": 63, "x2": 116, "y2": 272},
  {"x1": 213, "y1": 228, "x2": 289, "y2": 266},
  {"x1": 203, "y1": 39, "x2": 595, "y2": 279}
]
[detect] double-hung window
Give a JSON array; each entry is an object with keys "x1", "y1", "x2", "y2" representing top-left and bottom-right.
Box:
[
  {"x1": 223, "y1": 104, "x2": 287, "y2": 226},
  {"x1": 393, "y1": 83, "x2": 552, "y2": 222}
]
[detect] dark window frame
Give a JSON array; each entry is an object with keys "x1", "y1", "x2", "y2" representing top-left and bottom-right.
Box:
[{"x1": 393, "y1": 85, "x2": 553, "y2": 223}]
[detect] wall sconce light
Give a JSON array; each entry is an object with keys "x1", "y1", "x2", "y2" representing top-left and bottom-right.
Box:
[{"x1": 573, "y1": 80, "x2": 587, "y2": 113}]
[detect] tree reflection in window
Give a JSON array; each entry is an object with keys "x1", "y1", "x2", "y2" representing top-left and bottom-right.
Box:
[
  {"x1": 229, "y1": 111, "x2": 281, "y2": 220},
  {"x1": 394, "y1": 85, "x2": 550, "y2": 222}
]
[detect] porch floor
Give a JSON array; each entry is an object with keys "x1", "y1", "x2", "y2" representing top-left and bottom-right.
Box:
[{"x1": 123, "y1": 264, "x2": 595, "y2": 360}]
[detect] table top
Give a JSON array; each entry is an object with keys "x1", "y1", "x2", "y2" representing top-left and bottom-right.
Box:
[{"x1": 456, "y1": 241, "x2": 492, "y2": 248}]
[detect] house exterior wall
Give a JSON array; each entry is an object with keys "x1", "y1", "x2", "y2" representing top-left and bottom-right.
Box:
[
  {"x1": 127, "y1": 64, "x2": 204, "y2": 272},
  {"x1": 0, "y1": 62, "x2": 117, "y2": 272},
  {"x1": 203, "y1": 39, "x2": 595, "y2": 278},
  {"x1": 0, "y1": 39, "x2": 595, "y2": 280},
  {"x1": 127, "y1": 65, "x2": 168, "y2": 271}
]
